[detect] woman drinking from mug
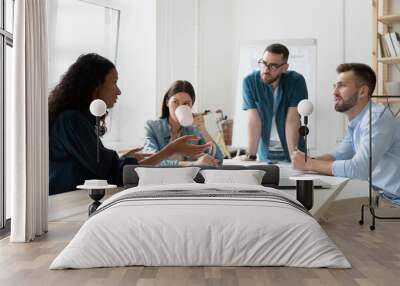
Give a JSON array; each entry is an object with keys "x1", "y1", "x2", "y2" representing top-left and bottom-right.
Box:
[{"x1": 143, "y1": 80, "x2": 223, "y2": 166}]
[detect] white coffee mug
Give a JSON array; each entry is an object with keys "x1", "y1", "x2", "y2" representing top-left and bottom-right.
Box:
[{"x1": 175, "y1": 105, "x2": 193, "y2": 127}]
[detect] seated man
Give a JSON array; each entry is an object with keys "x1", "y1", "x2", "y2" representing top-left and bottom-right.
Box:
[
  {"x1": 241, "y1": 43, "x2": 308, "y2": 162},
  {"x1": 292, "y1": 63, "x2": 400, "y2": 202}
]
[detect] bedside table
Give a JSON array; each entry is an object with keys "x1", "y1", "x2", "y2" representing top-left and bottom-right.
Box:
[{"x1": 76, "y1": 184, "x2": 117, "y2": 215}]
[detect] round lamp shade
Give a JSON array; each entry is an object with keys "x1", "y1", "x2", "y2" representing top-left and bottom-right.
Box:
[
  {"x1": 90, "y1": 99, "x2": 107, "y2": 117},
  {"x1": 297, "y1": 99, "x2": 314, "y2": 116}
]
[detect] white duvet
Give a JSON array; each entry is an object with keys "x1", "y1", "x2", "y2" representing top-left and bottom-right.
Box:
[{"x1": 50, "y1": 183, "x2": 350, "y2": 269}]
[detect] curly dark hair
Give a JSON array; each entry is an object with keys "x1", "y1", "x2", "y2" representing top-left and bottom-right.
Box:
[
  {"x1": 160, "y1": 80, "x2": 196, "y2": 118},
  {"x1": 48, "y1": 53, "x2": 115, "y2": 124}
]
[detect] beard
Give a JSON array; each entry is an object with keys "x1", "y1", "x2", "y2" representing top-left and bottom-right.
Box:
[
  {"x1": 334, "y1": 92, "x2": 358, "y2": 112},
  {"x1": 260, "y1": 72, "x2": 281, "y2": 85}
]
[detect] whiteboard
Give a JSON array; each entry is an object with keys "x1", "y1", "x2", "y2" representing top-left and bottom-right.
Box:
[{"x1": 232, "y1": 39, "x2": 317, "y2": 150}]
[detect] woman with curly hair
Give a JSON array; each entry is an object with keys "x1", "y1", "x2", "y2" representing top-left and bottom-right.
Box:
[{"x1": 49, "y1": 53, "x2": 211, "y2": 195}]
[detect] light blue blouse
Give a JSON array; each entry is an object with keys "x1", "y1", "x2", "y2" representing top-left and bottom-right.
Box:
[
  {"x1": 143, "y1": 118, "x2": 224, "y2": 166},
  {"x1": 332, "y1": 103, "x2": 400, "y2": 197}
]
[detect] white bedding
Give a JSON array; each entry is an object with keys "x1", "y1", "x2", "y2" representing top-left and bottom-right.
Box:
[{"x1": 50, "y1": 183, "x2": 350, "y2": 269}]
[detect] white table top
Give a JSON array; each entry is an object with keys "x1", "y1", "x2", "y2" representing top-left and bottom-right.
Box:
[
  {"x1": 223, "y1": 158, "x2": 349, "y2": 187},
  {"x1": 223, "y1": 158, "x2": 350, "y2": 221}
]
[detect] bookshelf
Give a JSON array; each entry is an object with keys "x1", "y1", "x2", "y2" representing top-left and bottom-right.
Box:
[
  {"x1": 378, "y1": 14, "x2": 400, "y2": 25},
  {"x1": 372, "y1": 0, "x2": 400, "y2": 103},
  {"x1": 377, "y1": 56, "x2": 400, "y2": 64}
]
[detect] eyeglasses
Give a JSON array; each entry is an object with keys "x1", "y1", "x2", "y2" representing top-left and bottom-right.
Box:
[{"x1": 257, "y1": 60, "x2": 286, "y2": 72}]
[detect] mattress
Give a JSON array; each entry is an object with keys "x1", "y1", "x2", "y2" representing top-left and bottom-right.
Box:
[{"x1": 50, "y1": 183, "x2": 350, "y2": 269}]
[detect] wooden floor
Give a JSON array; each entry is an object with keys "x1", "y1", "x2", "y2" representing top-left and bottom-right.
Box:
[{"x1": 1, "y1": 196, "x2": 400, "y2": 286}]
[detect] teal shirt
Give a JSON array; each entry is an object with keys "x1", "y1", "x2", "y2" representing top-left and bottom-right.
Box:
[
  {"x1": 143, "y1": 118, "x2": 224, "y2": 166},
  {"x1": 242, "y1": 70, "x2": 308, "y2": 161}
]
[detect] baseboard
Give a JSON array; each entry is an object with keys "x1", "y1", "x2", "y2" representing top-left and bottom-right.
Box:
[{"x1": 0, "y1": 218, "x2": 11, "y2": 239}]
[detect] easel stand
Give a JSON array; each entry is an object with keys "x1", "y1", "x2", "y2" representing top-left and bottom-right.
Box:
[
  {"x1": 211, "y1": 111, "x2": 232, "y2": 159},
  {"x1": 359, "y1": 96, "x2": 400, "y2": 230},
  {"x1": 215, "y1": 130, "x2": 231, "y2": 159}
]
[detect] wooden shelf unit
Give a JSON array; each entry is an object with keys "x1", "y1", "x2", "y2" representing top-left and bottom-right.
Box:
[
  {"x1": 377, "y1": 56, "x2": 400, "y2": 64},
  {"x1": 372, "y1": 97, "x2": 400, "y2": 103},
  {"x1": 378, "y1": 14, "x2": 400, "y2": 25},
  {"x1": 372, "y1": 0, "x2": 400, "y2": 99}
]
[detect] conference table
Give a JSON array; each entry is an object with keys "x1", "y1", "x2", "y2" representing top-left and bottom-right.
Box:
[
  {"x1": 49, "y1": 159, "x2": 349, "y2": 222},
  {"x1": 223, "y1": 159, "x2": 349, "y2": 221}
]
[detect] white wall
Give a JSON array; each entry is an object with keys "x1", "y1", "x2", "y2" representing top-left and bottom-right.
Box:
[
  {"x1": 46, "y1": 0, "x2": 157, "y2": 149},
  {"x1": 44, "y1": 0, "x2": 373, "y2": 200},
  {"x1": 104, "y1": 0, "x2": 157, "y2": 147},
  {"x1": 231, "y1": 0, "x2": 370, "y2": 200},
  {"x1": 231, "y1": 0, "x2": 372, "y2": 154},
  {"x1": 155, "y1": 0, "x2": 371, "y2": 156},
  {"x1": 155, "y1": 0, "x2": 234, "y2": 137},
  {"x1": 153, "y1": 0, "x2": 372, "y2": 200},
  {"x1": 45, "y1": 0, "x2": 372, "y2": 158},
  {"x1": 197, "y1": 0, "x2": 233, "y2": 117},
  {"x1": 47, "y1": 0, "x2": 120, "y2": 89},
  {"x1": 156, "y1": 0, "x2": 197, "y2": 114}
]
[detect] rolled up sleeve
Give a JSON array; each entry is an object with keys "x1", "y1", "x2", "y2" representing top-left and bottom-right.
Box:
[
  {"x1": 242, "y1": 77, "x2": 257, "y2": 110},
  {"x1": 144, "y1": 121, "x2": 180, "y2": 166},
  {"x1": 332, "y1": 113, "x2": 395, "y2": 179},
  {"x1": 332, "y1": 160, "x2": 353, "y2": 178},
  {"x1": 288, "y1": 75, "x2": 308, "y2": 107},
  {"x1": 331, "y1": 132, "x2": 354, "y2": 161}
]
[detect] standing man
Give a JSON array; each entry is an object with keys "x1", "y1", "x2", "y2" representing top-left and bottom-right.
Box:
[
  {"x1": 292, "y1": 63, "x2": 400, "y2": 200},
  {"x1": 241, "y1": 43, "x2": 308, "y2": 162}
]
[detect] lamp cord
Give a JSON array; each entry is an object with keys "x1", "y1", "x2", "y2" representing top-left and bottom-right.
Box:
[{"x1": 96, "y1": 117, "x2": 100, "y2": 163}]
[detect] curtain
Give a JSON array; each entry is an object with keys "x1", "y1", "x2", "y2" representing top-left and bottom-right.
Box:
[{"x1": 9, "y1": 0, "x2": 48, "y2": 242}]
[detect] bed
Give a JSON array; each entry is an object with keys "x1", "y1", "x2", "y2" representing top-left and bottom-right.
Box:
[{"x1": 50, "y1": 165, "x2": 350, "y2": 269}]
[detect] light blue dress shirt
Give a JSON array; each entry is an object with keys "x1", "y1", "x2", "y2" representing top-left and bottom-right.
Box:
[
  {"x1": 143, "y1": 118, "x2": 224, "y2": 166},
  {"x1": 332, "y1": 103, "x2": 400, "y2": 197}
]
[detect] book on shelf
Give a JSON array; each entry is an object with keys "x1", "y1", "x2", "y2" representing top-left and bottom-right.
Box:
[
  {"x1": 378, "y1": 33, "x2": 390, "y2": 57},
  {"x1": 390, "y1": 32, "x2": 400, "y2": 57},
  {"x1": 384, "y1": 32, "x2": 397, "y2": 57}
]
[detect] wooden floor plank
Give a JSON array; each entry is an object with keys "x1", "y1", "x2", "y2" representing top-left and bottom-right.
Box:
[{"x1": 1, "y1": 197, "x2": 400, "y2": 285}]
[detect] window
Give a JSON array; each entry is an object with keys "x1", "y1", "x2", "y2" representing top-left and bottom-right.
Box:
[
  {"x1": 47, "y1": 0, "x2": 120, "y2": 141},
  {"x1": 0, "y1": 0, "x2": 14, "y2": 232},
  {"x1": 48, "y1": 0, "x2": 120, "y2": 88}
]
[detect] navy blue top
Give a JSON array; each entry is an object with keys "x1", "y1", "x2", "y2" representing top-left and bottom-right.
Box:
[
  {"x1": 49, "y1": 109, "x2": 137, "y2": 195},
  {"x1": 242, "y1": 70, "x2": 308, "y2": 161}
]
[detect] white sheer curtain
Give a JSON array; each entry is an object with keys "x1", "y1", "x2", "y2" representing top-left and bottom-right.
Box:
[{"x1": 9, "y1": 0, "x2": 48, "y2": 242}]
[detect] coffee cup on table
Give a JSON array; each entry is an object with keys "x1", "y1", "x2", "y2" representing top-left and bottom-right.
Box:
[{"x1": 175, "y1": 105, "x2": 193, "y2": 127}]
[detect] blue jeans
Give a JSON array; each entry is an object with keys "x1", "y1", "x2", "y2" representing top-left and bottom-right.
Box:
[{"x1": 266, "y1": 149, "x2": 287, "y2": 162}]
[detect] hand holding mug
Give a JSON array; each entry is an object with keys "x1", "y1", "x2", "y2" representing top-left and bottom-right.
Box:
[{"x1": 193, "y1": 113, "x2": 206, "y2": 130}]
